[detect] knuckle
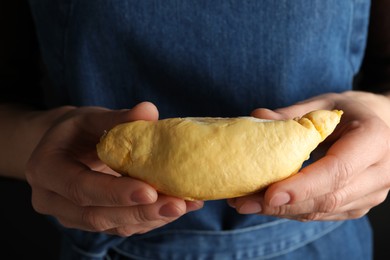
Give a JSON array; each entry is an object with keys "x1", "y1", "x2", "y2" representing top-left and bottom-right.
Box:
[
  {"x1": 81, "y1": 207, "x2": 110, "y2": 232},
  {"x1": 66, "y1": 176, "x2": 90, "y2": 206},
  {"x1": 301, "y1": 184, "x2": 316, "y2": 202},
  {"x1": 25, "y1": 167, "x2": 36, "y2": 186},
  {"x1": 114, "y1": 226, "x2": 137, "y2": 237},
  {"x1": 31, "y1": 198, "x2": 46, "y2": 214},
  {"x1": 298, "y1": 212, "x2": 324, "y2": 222},
  {"x1": 347, "y1": 209, "x2": 369, "y2": 219},
  {"x1": 370, "y1": 192, "x2": 388, "y2": 208},
  {"x1": 105, "y1": 185, "x2": 124, "y2": 205},
  {"x1": 57, "y1": 217, "x2": 85, "y2": 230},
  {"x1": 30, "y1": 190, "x2": 53, "y2": 215},
  {"x1": 31, "y1": 195, "x2": 48, "y2": 215},
  {"x1": 267, "y1": 205, "x2": 290, "y2": 216},
  {"x1": 137, "y1": 228, "x2": 153, "y2": 235},
  {"x1": 383, "y1": 166, "x2": 390, "y2": 185},
  {"x1": 57, "y1": 219, "x2": 73, "y2": 229},
  {"x1": 318, "y1": 192, "x2": 344, "y2": 213},
  {"x1": 132, "y1": 207, "x2": 155, "y2": 224},
  {"x1": 333, "y1": 157, "x2": 354, "y2": 189},
  {"x1": 25, "y1": 158, "x2": 42, "y2": 188}
]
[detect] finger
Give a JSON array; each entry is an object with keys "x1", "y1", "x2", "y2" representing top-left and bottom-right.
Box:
[
  {"x1": 250, "y1": 108, "x2": 286, "y2": 120},
  {"x1": 232, "y1": 160, "x2": 389, "y2": 216},
  {"x1": 35, "y1": 191, "x2": 189, "y2": 234},
  {"x1": 276, "y1": 95, "x2": 336, "y2": 118},
  {"x1": 40, "y1": 156, "x2": 159, "y2": 207},
  {"x1": 312, "y1": 209, "x2": 370, "y2": 221},
  {"x1": 228, "y1": 193, "x2": 264, "y2": 214},
  {"x1": 261, "y1": 163, "x2": 388, "y2": 217},
  {"x1": 320, "y1": 188, "x2": 387, "y2": 217},
  {"x1": 276, "y1": 190, "x2": 382, "y2": 221},
  {"x1": 309, "y1": 187, "x2": 388, "y2": 221},
  {"x1": 75, "y1": 101, "x2": 159, "y2": 141},
  {"x1": 263, "y1": 116, "x2": 387, "y2": 208},
  {"x1": 87, "y1": 198, "x2": 186, "y2": 234},
  {"x1": 185, "y1": 200, "x2": 205, "y2": 212},
  {"x1": 27, "y1": 102, "x2": 161, "y2": 208},
  {"x1": 27, "y1": 101, "x2": 160, "y2": 169},
  {"x1": 251, "y1": 94, "x2": 336, "y2": 120},
  {"x1": 129, "y1": 101, "x2": 159, "y2": 121},
  {"x1": 105, "y1": 200, "x2": 204, "y2": 237}
]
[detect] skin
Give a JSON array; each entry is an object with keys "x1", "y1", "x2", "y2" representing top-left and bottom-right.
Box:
[
  {"x1": 0, "y1": 102, "x2": 203, "y2": 237},
  {"x1": 228, "y1": 91, "x2": 390, "y2": 221},
  {"x1": 1, "y1": 91, "x2": 390, "y2": 236}
]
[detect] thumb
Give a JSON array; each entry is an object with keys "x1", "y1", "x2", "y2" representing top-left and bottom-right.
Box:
[
  {"x1": 86, "y1": 102, "x2": 159, "y2": 138},
  {"x1": 250, "y1": 108, "x2": 288, "y2": 120},
  {"x1": 251, "y1": 96, "x2": 336, "y2": 121},
  {"x1": 126, "y1": 101, "x2": 159, "y2": 122}
]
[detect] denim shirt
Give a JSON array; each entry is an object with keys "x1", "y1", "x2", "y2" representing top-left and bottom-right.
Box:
[{"x1": 28, "y1": 1, "x2": 372, "y2": 259}]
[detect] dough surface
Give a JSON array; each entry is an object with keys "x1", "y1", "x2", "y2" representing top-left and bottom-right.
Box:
[{"x1": 96, "y1": 110, "x2": 343, "y2": 200}]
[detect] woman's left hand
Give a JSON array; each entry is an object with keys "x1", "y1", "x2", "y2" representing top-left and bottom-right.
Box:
[{"x1": 228, "y1": 91, "x2": 390, "y2": 221}]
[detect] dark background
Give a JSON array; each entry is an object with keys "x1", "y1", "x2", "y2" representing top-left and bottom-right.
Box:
[{"x1": 0, "y1": 178, "x2": 61, "y2": 259}]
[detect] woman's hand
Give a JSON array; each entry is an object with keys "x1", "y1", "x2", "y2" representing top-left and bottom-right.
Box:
[
  {"x1": 26, "y1": 102, "x2": 203, "y2": 236},
  {"x1": 228, "y1": 91, "x2": 390, "y2": 221}
]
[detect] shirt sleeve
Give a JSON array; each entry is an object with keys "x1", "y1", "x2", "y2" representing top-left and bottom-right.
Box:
[
  {"x1": 354, "y1": 0, "x2": 390, "y2": 93},
  {"x1": 0, "y1": 0, "x2": 45, "y2": 108}
]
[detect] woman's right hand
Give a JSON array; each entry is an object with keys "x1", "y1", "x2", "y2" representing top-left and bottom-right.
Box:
[{"x1": 25, "y1": 102, "x2": 203, "y2": 236}]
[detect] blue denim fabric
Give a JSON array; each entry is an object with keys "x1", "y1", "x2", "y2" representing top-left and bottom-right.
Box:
[
  {"x1": 28, "y1": 1, "x2": 372, "y2": 259},
  {"x1": 57, "y1": 217, "x2": 371, "y2": 260}
]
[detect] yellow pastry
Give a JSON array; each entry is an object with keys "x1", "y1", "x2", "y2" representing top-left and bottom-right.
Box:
[{"x1": 96, "y1": 110, "x2": 343, "y2": 200}]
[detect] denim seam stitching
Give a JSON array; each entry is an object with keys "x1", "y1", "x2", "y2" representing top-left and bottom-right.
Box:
[
  {"x1": 127, "y1": 219, "x2": 290, "y2": 241},
  {"x1": 110, "y1": 221, "x2": 344, "y2": 260},
  {"x1": 253, "y1": 221, "x2": 344, "y2": 259},
  {"x1": 71, "y1": 244, "x2": 108, "y2": 258}
]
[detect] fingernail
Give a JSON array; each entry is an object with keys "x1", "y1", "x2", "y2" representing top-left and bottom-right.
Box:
[
  {"x1": 186, "y1": 200, "x2": 204, "y2": 212},
  {"x1": 131, "y1": 189, "x2": 156, "y2": 204},
  {"x1": 269, "y1": 192, "x2": 291, "y2": 207},
  {"x1": 227, "y1": 198, "x2": 236, "y2": 208},
  {"x1": 159, "y1": 202, "x2": 183, "y2": 217},
  {"x1": 238, "y1": 200, "x2": 262, "y2": 214}
]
